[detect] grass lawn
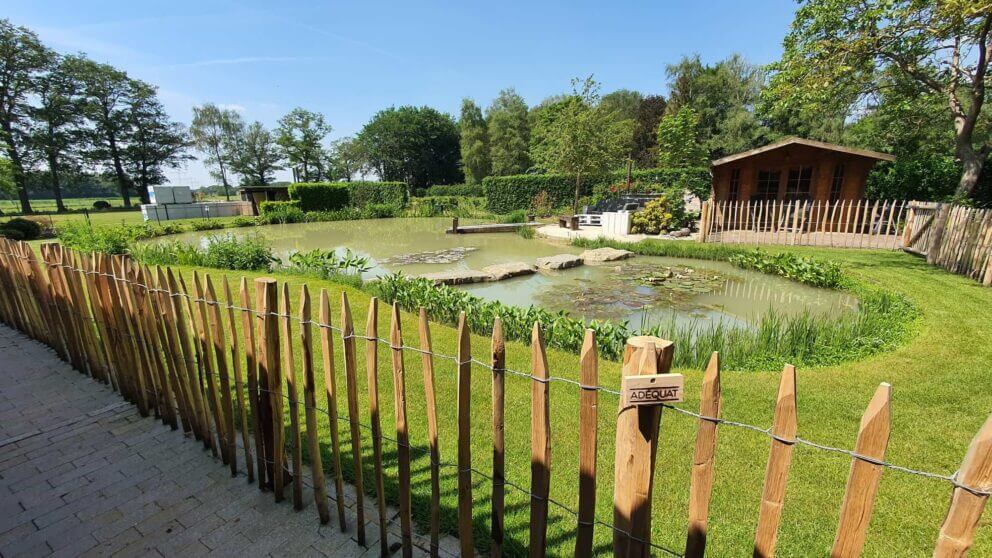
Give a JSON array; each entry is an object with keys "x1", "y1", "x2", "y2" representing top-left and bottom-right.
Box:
[{"x1": 147, "y1": 241, "x2": 992, "y2": 557}]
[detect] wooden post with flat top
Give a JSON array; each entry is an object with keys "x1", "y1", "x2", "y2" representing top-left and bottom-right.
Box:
[{"x1": 613, "y1": 335, "x2": 675, "y2": 557}]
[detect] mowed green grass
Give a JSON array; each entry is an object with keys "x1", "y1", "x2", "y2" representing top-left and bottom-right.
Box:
[
  {"x1": 3, "y1": 209, "x2": 146, "y2": 227},
  {"x1": 159, "y1": 246, "x2": 991, "y2": 557}
]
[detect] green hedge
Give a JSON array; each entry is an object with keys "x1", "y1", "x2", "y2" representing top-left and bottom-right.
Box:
[
  {"x1": 482, "y1": 167, "x2": 710, "y2": 213},
  {"x1": 284, "y1": 181, "x2": 407, "y2": 211},
  {"x1": 348, "y1": 181, "x2": 406, "y2": 208},
  {"x1": 288, "y1": 182, "x2": 350, "y2": 211},
  {"x1": 424, "y1": 183, "x2": 485, "y2": 197},
  {"x1": 258, "y1": 200, "x2": 300, "y2": 215}
]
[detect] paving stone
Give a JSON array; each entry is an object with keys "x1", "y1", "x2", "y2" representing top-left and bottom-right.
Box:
[
  {"x1": 580, "y1": 246, "x2": 634, "y2": 262},
  {"x1": 0, "y1": 324, "x2": 441, "y2": 558},
  {"x1": 535, "y1": 253, "x2": 584, "y2": 270}
]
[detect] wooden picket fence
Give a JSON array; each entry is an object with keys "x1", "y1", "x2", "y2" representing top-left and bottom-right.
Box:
[
  {"x1": 699, "y1": 199, "x2": 910, "y2": 249},
  {"x1": 0, "y1": 237, "x2": 991, "y2": 557},
  {"x1": 902, "y1": 202, "x2": 992, "y2": 286}
]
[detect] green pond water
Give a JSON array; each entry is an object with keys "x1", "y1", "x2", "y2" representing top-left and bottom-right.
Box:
[{"x1": 160, "y1": 217, "x2": 857, "y2": 330}]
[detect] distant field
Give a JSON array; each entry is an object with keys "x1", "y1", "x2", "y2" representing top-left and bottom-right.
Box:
[{"x1": 0, "y1": 197, "x2": 125, "y2": 213}]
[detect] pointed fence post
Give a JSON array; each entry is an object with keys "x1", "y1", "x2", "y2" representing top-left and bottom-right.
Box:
[
  {"x1": 685, "y1": 352, "x2": 722, "y2": 558},
  {"x1": 613, "y1": 335, "x2": 675, "y2": 557},
  {"x1": 530, "y1": 323, "x2": 552, "y2": 558},
  {"x1": 419, "y1": 308, "x2": 442, "y2": 558},
  {"x1": 753, "y1": 364, "x2": 798, "y2": 558},
  {"x1": 831, "y1": 383, "x2": 892, "y2": 557},
  {"x1": 933, "y1": 415, "x2": 992, "y2": 557},
  {"x1": 456, "y1": 311, "x2": 474, "y2": 557},
  {"x1": 575, "y1": 329, "x2": 598, "y2": 558}
]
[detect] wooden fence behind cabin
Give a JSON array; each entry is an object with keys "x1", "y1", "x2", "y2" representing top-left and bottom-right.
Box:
[
  {"x1": 699, "y1": 199, "x2": 909, "y2": 249},
  {"x1": 0, "y1": 237, "x2": 990, "y2": 557}
]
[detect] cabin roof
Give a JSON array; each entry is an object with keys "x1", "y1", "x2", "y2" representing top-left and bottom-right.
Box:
[{"x1": 710, "y1": 137, "x2": 896, "y2": 167}]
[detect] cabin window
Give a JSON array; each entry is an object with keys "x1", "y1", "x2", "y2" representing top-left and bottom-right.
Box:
[
  {"x1": 785, "y1": 166, "x2": 813, "y2": 200},
  {"x1": 755, "y1": 169, "x2": 780, "y2": 200},
  {"x1": 830, "y1": 164, "x2": 845, "y2": 202},
  {"x1": 729, "y1": 168, "x2": 741, "y2": 201}
]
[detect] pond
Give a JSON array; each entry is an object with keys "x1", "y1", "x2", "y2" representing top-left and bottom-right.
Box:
[{"x1": 160, "y1": 218, "x2": 857, "y2": 330}]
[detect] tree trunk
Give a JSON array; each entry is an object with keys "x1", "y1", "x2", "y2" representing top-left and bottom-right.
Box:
[
  {"x1": 955, "y1": 143, "x2": 984, "y2": 199},
  {"x1": 573, "y1": 172, "x2": 582, "y2": 215},
  {"x1": 47, "y1": 151, "x2": 66, "y2": 213},
  {"x1": 216, "y1": 146, "x2": 231, "y2": 201},
  {"x1": 107, "y1": 134, "x2": 131, "y2": 207},
  {"x1": 1, "y1": 120, "x2": 32, "y2": 214}
]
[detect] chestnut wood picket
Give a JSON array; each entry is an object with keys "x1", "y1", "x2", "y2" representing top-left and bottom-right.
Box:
[{"x1": 0, "y1": 237, "x2": 989, "y2": 557}]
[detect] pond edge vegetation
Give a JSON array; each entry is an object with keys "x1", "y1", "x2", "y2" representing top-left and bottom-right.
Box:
[{"x1": 54, "y1": 219, "x2": 919, "y2": 371}]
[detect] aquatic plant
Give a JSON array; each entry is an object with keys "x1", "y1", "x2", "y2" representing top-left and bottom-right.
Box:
[
  {"x1": 130, "y1": 234, "x2": 277, "y2": 272},
  {"x1": 728, "y1": 249, "x2": 843, "y2": 288},
  {"x1": 367, "y1": 272, "x2": 916, "y2": 370},
  {"x1": 287, "y1": 248, "x2": 372, "y2": 276}
]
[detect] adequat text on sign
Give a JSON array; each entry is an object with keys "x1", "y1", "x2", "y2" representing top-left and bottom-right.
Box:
[{"x1": 621, "y1": 373, "x2": 685, "y2": 407}]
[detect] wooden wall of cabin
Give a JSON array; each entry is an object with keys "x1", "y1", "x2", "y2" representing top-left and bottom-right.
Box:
[{"x1": 711, "y1": 145, "x2": 877, "y2": 203}]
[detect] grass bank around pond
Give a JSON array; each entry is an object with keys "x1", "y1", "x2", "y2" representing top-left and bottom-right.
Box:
[{"x1": 157, "y1": 244, "x2": 992, "y2": 557}]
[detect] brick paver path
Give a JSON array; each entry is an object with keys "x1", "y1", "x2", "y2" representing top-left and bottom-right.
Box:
[{"x1": 0, "y1": 325, "x2": 447, "y2": 557}]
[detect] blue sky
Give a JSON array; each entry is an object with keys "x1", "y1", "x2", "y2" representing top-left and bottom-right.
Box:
[{"x1": 8, "y1": 0, "x2": 798, "y2": 186}]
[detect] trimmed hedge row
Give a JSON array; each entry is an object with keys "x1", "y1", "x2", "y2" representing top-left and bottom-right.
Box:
[
  {"x1": 285, "y1": 181, "x2": 407, "y2": 211},
  {"x1": 482, "y1": 167, "x2": 710, "y2": 213},
  {"x1": 424, "y1": 183, "x2": 485, "y2": 197},
  {"x1": 288, "y1": 182, "x2": 349, "y2": 211},
  {"x1": 349, "y1": 181, "x2": 406, "y2": 208}
]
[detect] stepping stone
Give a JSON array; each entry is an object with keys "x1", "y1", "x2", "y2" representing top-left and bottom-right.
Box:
[
  {"x1": 580, "y1": 247, "x2": 634, "y2": 263},
  {"x1": 482, "y1": 262, "x2": 537, "y2": 281},
  {"x1": 535, "y1": 254, "x2": 584, "y2": 270},
  {"x1": 418, "y1": 270, "x2": 492, "y2": 285}
]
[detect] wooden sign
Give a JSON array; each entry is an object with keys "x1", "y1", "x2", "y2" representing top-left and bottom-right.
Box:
[{"x1": 622, "y1": 374, "x2": 684, "y2": 406}]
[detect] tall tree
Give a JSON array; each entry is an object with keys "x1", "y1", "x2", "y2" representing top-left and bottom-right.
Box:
[
  {"x1": 276, "y1": 107, "x2": 332, "y2": 183},
  {"x1": 531, "y1": 77, "x2": 633, "y2": 213},
  {"x1": 459, "y1": 98, "x2": 490, "y2": 184},
  {"x1": 74, "y1": 59, "x2": 138, "y2": 207},
  {"x1": 666, "y1": 54, "x2": 771, "y2": 158},
  {"x1": 227, "y1": 121, "x2": 283, "y2": 186},
  {"x1": 123, "y1": 83, "x2": 191, "y2": 198},
  {"x1": 656, "y1": 106, "x2": 708, "y2": 169},
  {"x1": 486, "y1": 88, "x2": 531, "y2": 175},
  {"x1": 27, "y1": 54, "x2": 86, "y2": 212},
  {"x1": 326, "y1": 136, "x2": 366, "y2": 181},
  {"x1": 631, "y1": 95, "x2": 667, "y2": 167},
  {"x1": 765, "y1": 1, "x2": 992, "y2": 198},
  {"x1": 190, "y1": 103, "x2": 242, "y2": 200},
  {"x1": 599, "y1": 89, "x2": 644, "y2": 122},
  {"x1": 0, "y1": 19, "x2": 53, "y2": 214},
  {"x1": 357, "y1": 105, "x2": 461, "y2": 193}
]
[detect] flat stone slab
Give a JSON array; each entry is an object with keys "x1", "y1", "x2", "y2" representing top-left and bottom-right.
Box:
[
  {"x1": 580, "y1": 247, "x2": 634, "y2": 263},
  {"x1": 536, "y1": 254, "x2": 584, "y2": 270},
  {"x1": 419, "y1": 270, "x2": 492, "y2": 285},
  {"x1": 482, "y1": 262, "x2": 537, "y2": 281}
]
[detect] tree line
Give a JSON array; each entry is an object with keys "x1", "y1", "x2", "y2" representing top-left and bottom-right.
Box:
[{"x1": 3, "y1": 2, "x2": 989, "y2": 215}]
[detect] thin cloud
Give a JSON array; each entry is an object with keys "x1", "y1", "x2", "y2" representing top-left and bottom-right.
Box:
[{"x1": 163, "y1": 56, "x2": 329, "y2": 69}]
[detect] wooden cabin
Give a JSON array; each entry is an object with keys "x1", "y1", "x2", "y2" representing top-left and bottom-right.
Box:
[
  {"x1": 710, "y1": 137, "x2": 895, "y2": 203},
  {"x1": 239, "y1": 184, "x2": 290, "y2": 215}
]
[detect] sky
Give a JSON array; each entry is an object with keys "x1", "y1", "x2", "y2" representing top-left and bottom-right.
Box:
[{"x1": 7, "y1": 0, "x2": 799, "y2": 187}]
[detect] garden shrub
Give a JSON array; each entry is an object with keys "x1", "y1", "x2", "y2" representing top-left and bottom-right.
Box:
[
  {"x1": 1, "y1": 217, "x2": 43, "y2": 241},
  {"x1": 728, "y1": 250, "x2": 843, "y2": 288},
  {"x1": 259, "y1": 201, "x2": 305, "y2": 224},
  {"x1": 630, "y1": 189, "x2": 688, "y2": 234},
  {"x1": 425, "y1": 183, "x2": 484, "y2": 197},
  {"x1": 131, "y1": 234, "x2": 277, "y2": 272},
  {"x1": 348, "y1": 181, "x2": 406, "y2": 208},
  {"x1": 483, "y1": 167, "x2": 710, "y2": 213},
  {"x1": 0, "y1": 227, "x2": 25, "y2": 241},
  {"x1": 56, "y1": 222, "x2": 138, "y2": 254},
  {"x1": 288, "y1": 182, "x2": 350, "y2": 211}
]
